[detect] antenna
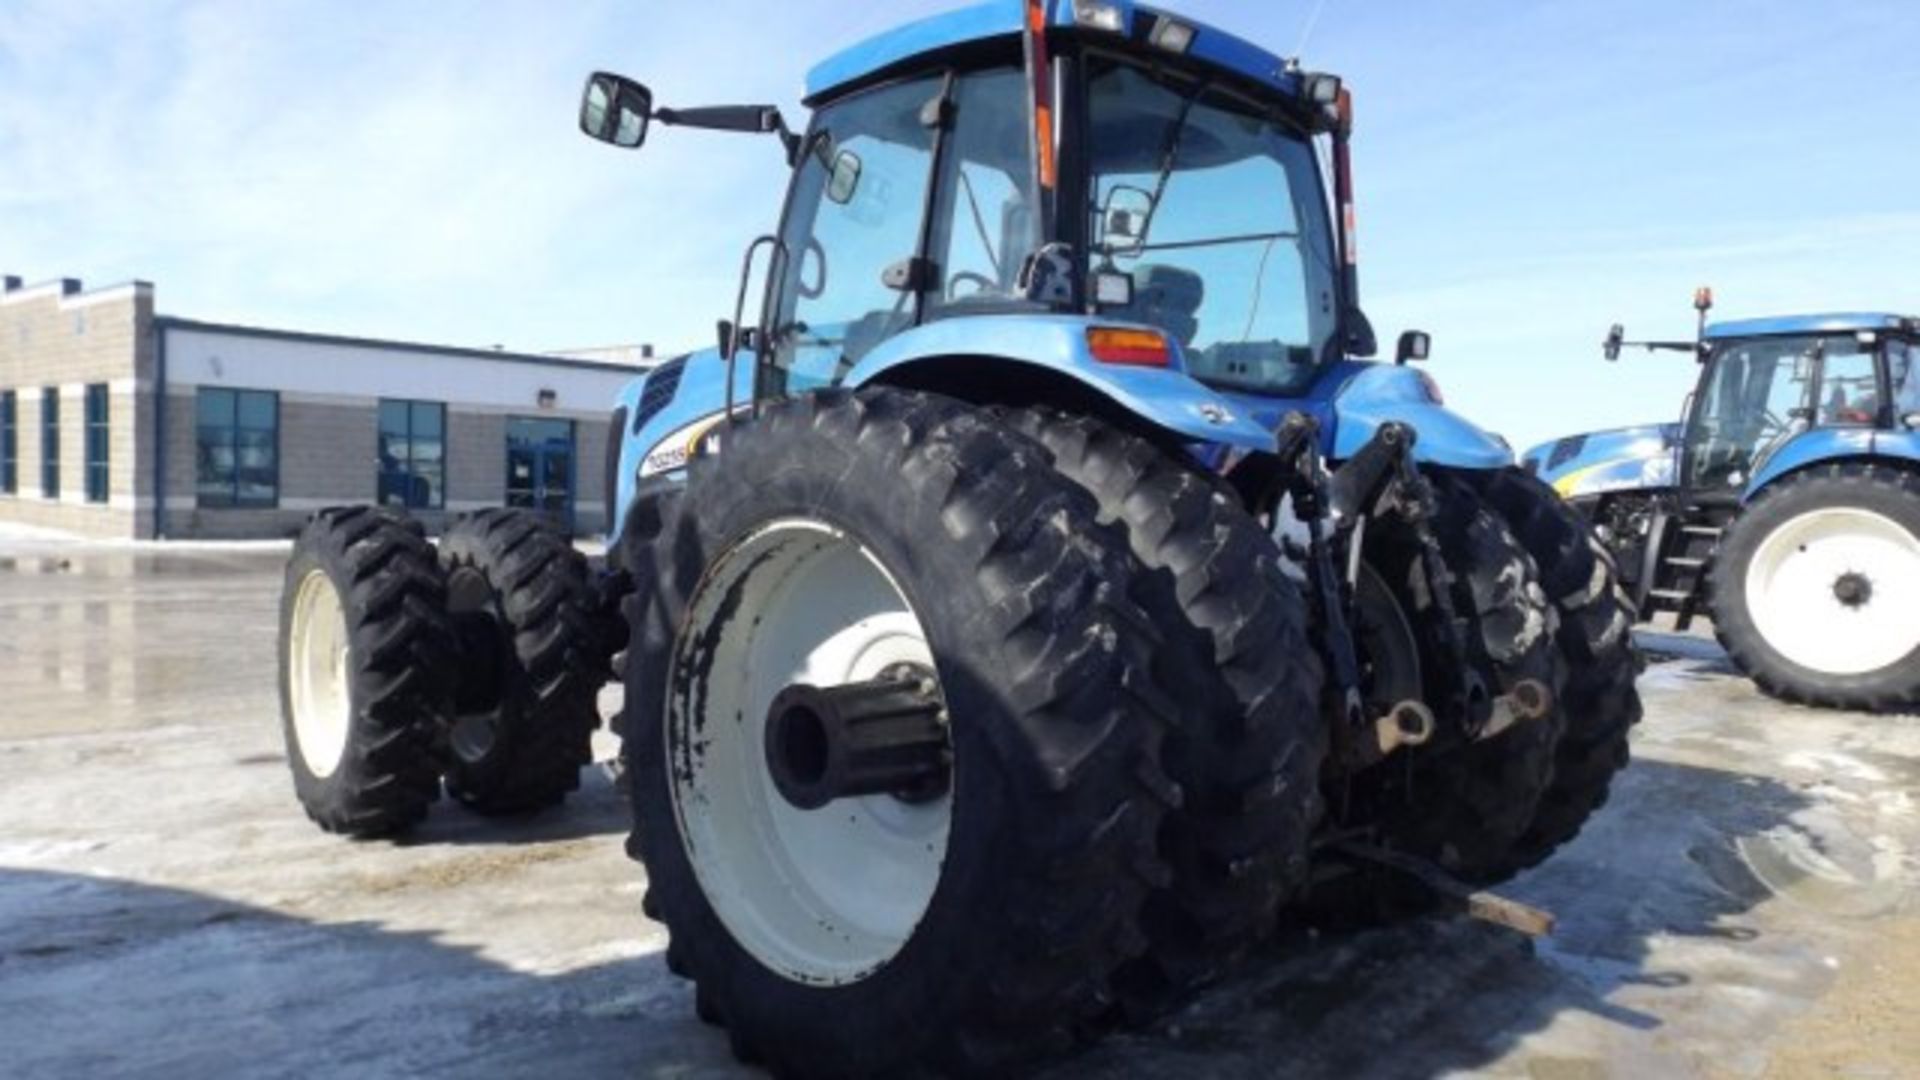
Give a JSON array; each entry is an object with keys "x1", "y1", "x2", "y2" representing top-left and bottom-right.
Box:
[{"x1": 1293, "y1": 0, "x2": 1333, "y2": 61}]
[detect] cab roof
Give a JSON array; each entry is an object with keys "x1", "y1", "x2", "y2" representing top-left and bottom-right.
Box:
[
  {"x1": 805, "y1": 1, "x2": 1303, "y2": 104},
  {"x1": 1703, "y1": 313, "x2": 1919, "y2": 340}
]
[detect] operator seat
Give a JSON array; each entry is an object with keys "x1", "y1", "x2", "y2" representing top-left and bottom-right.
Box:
[{"x1": 1110, "y1": 265, "x2": 1204, "y2": 347}]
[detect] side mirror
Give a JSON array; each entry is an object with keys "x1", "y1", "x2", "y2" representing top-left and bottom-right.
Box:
[
  {"x1": 1904, "y1": 411, "x2": 1920, "y2": 432},
  {"x1": 1395, "y1": 330, "x2": 1431, "y2": 365},
  {"x1": 1098, "y1": 185, "x2": 1155, "y2": 256},
  {"x1": 1603, "y1": 323, "x2": 1625, "y2": 362},
  {"x1": 826, "y1": 150, "x2": 863, "y2": 205},
  {"x1": 581, "y1": 72, "x2": 653, "y2": 149}
]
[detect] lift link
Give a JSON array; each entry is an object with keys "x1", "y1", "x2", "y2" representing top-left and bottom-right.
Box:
[
  {"x1": 763, "y1": 664, "x2": 951, "y2": 811},
  {"x1": 1273, "y1": 412, "x2": 1372, "y2": 766},
  {"x1": 1349, "y1": 422, "x2": 1493, "y2": 738}
]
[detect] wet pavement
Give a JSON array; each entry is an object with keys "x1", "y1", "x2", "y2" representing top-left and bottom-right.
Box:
[{"x1": 1, "y1": 534, "x2": 1916, "y2": 1078}]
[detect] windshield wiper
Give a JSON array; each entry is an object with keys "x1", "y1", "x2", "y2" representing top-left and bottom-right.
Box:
[
  {"x1": 1131, "y1": 229, "x2": 1300, "y2": 255},
  {"x1": 1095, "y1": 84, "x2": 1208, "y2": 258}
]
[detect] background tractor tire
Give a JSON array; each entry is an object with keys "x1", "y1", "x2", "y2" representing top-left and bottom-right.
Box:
[
  {"x1": 999, "y1": 407, "x2": 1325, "y2": 1019},
  {"x1": 278, "y1": 506, "x2": 455, "y2": 838},
  {"x1": 622, "y1": 388, "x2": 1180, "y2": 1078},
  {"x1": 439, "y1": 509, "x2": 603, "y2": 815},
  {"x1": 1309, "y1": 475, "x2": 1564, "y2": 923},
  {"x1": 1710, "y1": 462, "x2": 1920, "y2": 711},
  {"x1": 1474, "y1": 468, "x2": 1641, "y2": 869}
]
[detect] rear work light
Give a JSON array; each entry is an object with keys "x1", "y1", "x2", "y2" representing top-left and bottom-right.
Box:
[
  {"x1": 1088, "y1": 327, "x2": 1172, "y2": 367},
  {"x1": 1072, "y1": 0, "x2": 1126, "y2": 32},
  {"x1": 1147, "y1": 15, "x2": 1195, "y2": 54}
]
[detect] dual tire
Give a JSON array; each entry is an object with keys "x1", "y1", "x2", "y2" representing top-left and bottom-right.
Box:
[
  {"x1": 1315, "y1": 468, "x2": 1644, "y2": 917},
  {"x1": 621, "y1": 390, "x2": 1326, "y2": 1076},
  {"x1": 278, "y1": 506, "x2": 602, "y2": 837}
]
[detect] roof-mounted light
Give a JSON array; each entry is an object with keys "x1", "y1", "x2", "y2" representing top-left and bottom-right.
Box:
[
  {"x1": 1148, "y1": 15, "x2": 1195, "y2": 54},
  {"x1": 1694, "y1": 286, "x2": 1714, "y2": 312},
  {"x1": 1301, "y1": 72, "x2": 1343, "y2": 107},
  {"x1": 1072, "y1": 0, "x2": 1126, "y2": 32}
]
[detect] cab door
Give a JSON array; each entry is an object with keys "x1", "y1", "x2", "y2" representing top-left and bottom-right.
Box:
[
  {"x1": 766, "y1": 76, "x2": 946, "y2": 396},
  {"x1": 764, "y1": 67, "x2": 1039, "y2": 397}
]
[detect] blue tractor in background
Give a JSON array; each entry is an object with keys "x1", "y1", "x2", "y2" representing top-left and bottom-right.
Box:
[
  {"x1": 1527, "y1": 289, "x2": 1920, "y2": 711},
  {"x1": 276, "y1": 3, "x2": 1639, "y2": 1074}
]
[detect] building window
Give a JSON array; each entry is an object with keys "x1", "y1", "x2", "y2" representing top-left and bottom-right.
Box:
[
  {"x1": 85, "y1": 384, "x2": 109, "y2": 504},
  {"x1": 197, "y1": 388, "x2": 279, "y2": 509},
  {"x1": 41, "y1": 387, "x2": 59, "y2": 499},
  {"x1": 378, "y1": 399, "x2": 446, "y2": 510},
  {"x1": 1, "y1": 391, "x2": 16, "y2": 495}
]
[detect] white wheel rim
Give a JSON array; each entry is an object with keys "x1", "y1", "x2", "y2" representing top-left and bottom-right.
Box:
[
  {"x1": 668, "y1": 519, "x2": 949, "y2": 986},
  {"x1": 288, "y1": 569, "x2": 353, "y2": 778},
  {"x1": 1745, "y1": 507, "x2": 1920, "y2": 676}
]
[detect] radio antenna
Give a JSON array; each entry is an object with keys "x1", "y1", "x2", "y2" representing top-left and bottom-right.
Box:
[{"x1": 1293, "y1": 0, "x2": 1333, "y2": 60}]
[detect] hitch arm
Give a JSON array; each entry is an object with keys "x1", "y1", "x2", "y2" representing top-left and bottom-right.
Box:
[{"x1": 1329, "y1": 841, "x2": 1556, "y2": 938}]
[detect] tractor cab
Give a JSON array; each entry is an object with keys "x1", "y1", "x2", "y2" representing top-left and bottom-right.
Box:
[
  {"x1": 1596, "y1": 296, "x2": 1920, "y2": 505},
  {"x1": 1683, "y1": 315, "x2": 1920, "y2": 499},
  {"x1": 1544, "y1": 296, "x2": 1920, "y2": 633},
  {"x1": 579, "y1": 1, "x2": 1377, "y2": 435}
]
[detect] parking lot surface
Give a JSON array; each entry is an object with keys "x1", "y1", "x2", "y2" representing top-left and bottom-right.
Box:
[{"x1": 2, "y1": 534, "x2": 1916, "y2": 1078}]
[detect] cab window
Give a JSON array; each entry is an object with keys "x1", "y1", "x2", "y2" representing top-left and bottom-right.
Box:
[
  {"x1": 1816, "y1": 342, "x2": 1881, "y2": 427},
  {"x1": 1890, "y1": 340, "x2": 1920, "y2": 415},
  {"x1": 926, "y1": 68, "x2": 1037, "y2": 313},
  {"x1": 773, "y1": 77, "x2": 943, "y2": 391}
]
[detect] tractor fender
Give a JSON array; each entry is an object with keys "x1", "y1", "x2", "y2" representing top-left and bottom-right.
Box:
[
  {"x1": 1325, "y1": 364, "x2": 1515, "y2": 469},
  {"x1": 1744, "y1": 427, "x2": 1920, "y2": 501},
  {"x1": 842, "y1": 317, "x2": 1278, "y2": 452}
]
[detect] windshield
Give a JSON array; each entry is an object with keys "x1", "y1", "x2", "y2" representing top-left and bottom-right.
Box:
[
  {"x1": 1686, "y1": 334, "x2": 1874, "y2": 491},
  {"x1": 1084, "y1": 55, "x2": 1339, "y2": 396}
]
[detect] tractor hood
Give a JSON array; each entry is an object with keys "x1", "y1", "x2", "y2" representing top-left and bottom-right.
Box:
[{"x1": 1522, "y1": 422, "x2": 1681, "y2": 500}]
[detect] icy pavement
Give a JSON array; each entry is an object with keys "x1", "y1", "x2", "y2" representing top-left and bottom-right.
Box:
[{"x1": 1, "y1": 544, "x2": 1915, "y2": 1077}]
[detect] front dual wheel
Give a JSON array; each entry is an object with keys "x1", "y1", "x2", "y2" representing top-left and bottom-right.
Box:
[{"x1": 623, "y1": 390, "x2": 1183, "y2": 1076}]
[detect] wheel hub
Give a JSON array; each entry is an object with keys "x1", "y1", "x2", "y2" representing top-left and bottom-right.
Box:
[
  {"x1": 1832, "y1": 571, "x2": 1873, "y2": 609},
  {"x1": 764, "y1": 663, "x2": 949, "y2": 811}
]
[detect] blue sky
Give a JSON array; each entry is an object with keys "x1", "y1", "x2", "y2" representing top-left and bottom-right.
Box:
[{"x1": 2, "y1": 0, "x2": 1917, "y2": 451}]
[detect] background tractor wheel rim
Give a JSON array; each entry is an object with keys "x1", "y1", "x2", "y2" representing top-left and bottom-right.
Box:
[
  {"x1": 669, "y1": 518, "x2": 950, "y2": 986},
  {"x1": 1745, "y1": 506, "x2": 1920, "y2": 676},
  {"x1": 289, "y1": 569, "x2": 353, "y2": 779}
]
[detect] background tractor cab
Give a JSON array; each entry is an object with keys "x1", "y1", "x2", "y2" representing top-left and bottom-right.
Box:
[
  {"x1": 580, "y1": 0, "x2": 1507, "y2": 537},
  {"x1": 1526, "y1": 292, "x2": 1920, "y2": 708}
]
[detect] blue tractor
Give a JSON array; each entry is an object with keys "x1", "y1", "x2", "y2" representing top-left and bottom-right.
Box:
[
  {"x1": 276, "y1": 3, "x2": 1639, "y2": 1073},
  {"x1": 1527, "y1": 290, "x2": 1920, "y2": 711}
]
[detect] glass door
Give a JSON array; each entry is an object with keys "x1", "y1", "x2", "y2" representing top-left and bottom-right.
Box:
[{"x1": 506, "y1": 417, "x2": 576, "y2": 529}]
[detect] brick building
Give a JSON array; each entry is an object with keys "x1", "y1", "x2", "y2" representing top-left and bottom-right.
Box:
[{"x1": 0, "y1": 276, "x2": 647, "y2": 539}]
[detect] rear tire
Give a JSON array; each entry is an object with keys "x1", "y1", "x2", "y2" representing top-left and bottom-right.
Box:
[
  {"x1": 439, "y1": 509, "x2": 604, "y2": 815},
  {"x1": 278, "y1": 507, "x2": 454, "y2": 838},
  {"x1": 997, "y1": 407, "x2": 1325, "y2": 1018},
  {"x1": 1710, "y1": 462, "x2": 1920, "y2": 711},
  {"x1": 622, "y1": 389, "x2": 1179, "y2": 1077},
  {"x1": 1309, "y1": 476, "x2": 1564, "y2": 921},
  {"x1": 1474, "y1": 468, "x2": 1641, "y2": 869}
]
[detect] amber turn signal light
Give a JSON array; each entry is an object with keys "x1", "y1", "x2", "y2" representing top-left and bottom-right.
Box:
[{"x1": 1087, "y1": 328, "x2": 1171, "y2": 367}]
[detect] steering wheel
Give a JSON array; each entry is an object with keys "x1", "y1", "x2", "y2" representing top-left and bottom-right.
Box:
[
  {"x1": 946, "y1": 272, "x2": 998, "y2": 302},
  {"x1": 797, "y1": 237, "x2": 829, "y2": 301}
]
